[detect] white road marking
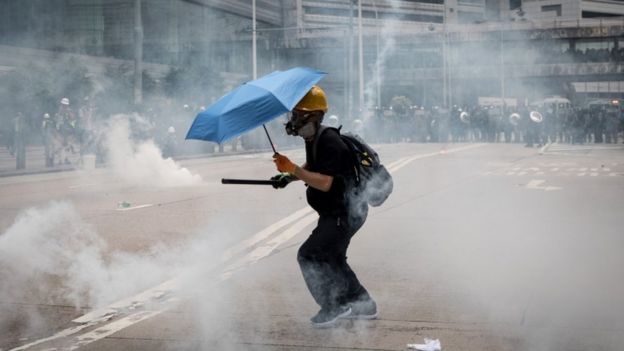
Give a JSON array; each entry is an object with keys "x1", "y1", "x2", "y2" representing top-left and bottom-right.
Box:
[
  {"x1": 590, "y1": 173, "x2": 598, "y2": 177},
  {"x1": 221, "y1": 206, "x2": 312, "y2": 261},
  {"x1": 609, "y1": 173, "x2": 617, "y2": 177},
  {"x1": 602, "y1": 168, "x2": 610, "y2": 172},
  {"x1": 551, "y1": 168, "x2": 559, "y2": 172},
  {"x1": 578, "y1": 173, "x2": 586, "y2": 177},
  {"x1": 73, "y1": 279, "x2": 177, "y2": 323},
  {"x1": 387, "y1": 144, "x2": 485, "y2": 173},
  {"x1": 70, "y1": 311, "x2": 162, "y2": 351},
  {"x1": 539, "y1": 142, "x2": 551, "y2": 154},
  {"x1": 115, "y1": 204, "x2": 154, "y2": 211},
  {"x1": 526, "y1": 179, "x2": 562, "y2": 191},
  {"x1": 221, "y1": 213, "x2": 318, "y2": 278},
  {"x1": 68, "y1": 183, "x2": 97, "y2": 189},
  {"x1": 517, "y1": 172, "x2": 527, "y2": 176},
  {"x1": 11, "y1": 144, "x2": 484, "y2": 351},
  {"x1": 8, "y1": 324, "x2": 93, "y2": 351},
  {"x1": 506, "y1": 172, "x2": 516, "y2": 176},
  {"x1": 536, "y1": 172, "x2": 544, "y2": 175}
]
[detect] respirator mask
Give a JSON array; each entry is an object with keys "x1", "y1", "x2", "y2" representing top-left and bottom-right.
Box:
[{"x1": 285, "y1": 110, "x2": 318, "y2": 139}]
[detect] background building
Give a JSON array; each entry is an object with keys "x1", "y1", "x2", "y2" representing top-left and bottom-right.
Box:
[{"x1": 0, "y1": 0, "x2": 622, "y2": 116}]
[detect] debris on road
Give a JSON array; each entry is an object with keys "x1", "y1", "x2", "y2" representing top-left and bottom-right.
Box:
[{"x1": 407, "y1": 338, "x2": 441, "y2": 351}]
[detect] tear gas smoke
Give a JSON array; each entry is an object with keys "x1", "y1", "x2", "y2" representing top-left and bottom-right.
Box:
[
  {"x1": 0, "y1": 201, "x2": 234, "y2": 338},
  {"x1": 104, "y1": 115, "x2": 202, "y2": 187},
  {"x1": 363, "y1": 1, "x2": 400, "y2": 122},
  {"x1": 0, "y1": 202, "x2": 176, "y2": 331}
]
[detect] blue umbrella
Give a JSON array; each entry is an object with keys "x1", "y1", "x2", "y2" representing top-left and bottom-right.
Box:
[{"x1": 186, "y1": 67, "x2": 327, "y2": 149}]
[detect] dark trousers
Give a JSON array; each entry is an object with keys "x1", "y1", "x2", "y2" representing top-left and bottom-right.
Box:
[{"x1": 297, "y1": 212, "x2": 370, "y2": 312}]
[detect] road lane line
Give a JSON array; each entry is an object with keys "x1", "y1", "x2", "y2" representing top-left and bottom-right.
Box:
[
  {"x1": 221, "y1": 206, "x2": 313, "y2": 261},
  {"x1": 70, "y1": 311, "x2": 162, "y2": 350},
  {"x1": 68, "y1": 183, "x2": 97, "y2": 189},
  {"x1": 387, "y1": 144, "x2": 485, "y2": 173},
  {"x1": 221, "y1": 212, "x2": 318, "y2": 278},
  {"x1": 8, "y1": 325, "x2": 92, "y2": 351},
  {"x1": 30, "y1": 212, "x2": 319, "y2": 351},
  {"x1": 115, "y1": 204, "x2": 154, "y2": 211},
  {"x1": 10, "y1": 143, "x2": 485, "y2": 350}
]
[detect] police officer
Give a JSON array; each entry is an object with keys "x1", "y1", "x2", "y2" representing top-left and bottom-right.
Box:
[
  {"x1": 55, "y1": 97, "x2": 77, "y2": 164},
  {"x1": 271, "y1": 86, "x2": 377, "y2": 328},
  {"x1": 42, "y1": 113, "x2": 55, "y2": 167}
]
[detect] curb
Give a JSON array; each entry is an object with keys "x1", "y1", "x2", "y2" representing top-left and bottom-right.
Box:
[{"x1": 0, "y1": 146, "x2": 297, "y2": 178}]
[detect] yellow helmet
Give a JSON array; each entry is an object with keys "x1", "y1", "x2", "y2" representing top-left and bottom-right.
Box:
[{"x1": 294, "y1": 85, "x2": 328, "y2": 113}]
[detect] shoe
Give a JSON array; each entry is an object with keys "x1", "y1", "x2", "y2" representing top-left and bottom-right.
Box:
[
  {"x1": 343, "y1": 298, "x2": 378, "y2": 320},
  {"x1": 310, "y1": 306, "x2": 352, "y2": 328}
]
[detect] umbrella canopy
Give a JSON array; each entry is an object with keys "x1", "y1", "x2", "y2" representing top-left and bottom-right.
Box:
[{"x1": 186, "y1": 67, "x2": 326, "y2": 144}]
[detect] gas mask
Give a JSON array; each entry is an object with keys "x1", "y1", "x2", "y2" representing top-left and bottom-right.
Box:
[{"x1": 285, "y1": 111, "x2": 319, "y2": 139}]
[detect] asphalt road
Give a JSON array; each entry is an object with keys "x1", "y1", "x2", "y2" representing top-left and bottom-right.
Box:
[{"x1": 1, "y1": 142, "x2": 624, "y2": 351}]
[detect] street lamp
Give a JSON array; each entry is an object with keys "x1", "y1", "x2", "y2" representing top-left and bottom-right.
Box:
[
  {"x1": 134, "y1": 0, "x2": 143, "y2": 106},
  {"x1": 357, "y1": 0, "x2": 364, "y2": 115},
  {"x1": 372, "y1": 0, "x2": 381, "y2": 108},
  {"x1": 252, "y1": 0, "x2": 257, "y2": 79}
]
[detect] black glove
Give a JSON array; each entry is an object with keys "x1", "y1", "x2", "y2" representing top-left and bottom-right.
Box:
[{"x1": 271, "y1": 172, "x2": 294, "y2": 189}]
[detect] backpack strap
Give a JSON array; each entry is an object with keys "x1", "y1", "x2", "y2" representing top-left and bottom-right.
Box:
[
  {"x1": 312, "y1": 125, "x2": 340, "y2": 164},
  {"x1": 313, "y1": 125, "x2": 362, "y2": 186}
]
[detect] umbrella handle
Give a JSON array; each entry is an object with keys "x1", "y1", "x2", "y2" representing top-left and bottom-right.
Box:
[{"x1": 262, "y1": 124, "x2": 277, "y2": 155}]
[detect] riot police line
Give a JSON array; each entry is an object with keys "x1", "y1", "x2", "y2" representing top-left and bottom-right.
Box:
[
  {"x1": 1, "y1": 97, "x2": 299, "y2": 171},
  {"x1": 356, "y1": 103, "x2": 623, "y2": 147},
  {"x1": 2, "y1": 98, "x2": 622, "y2": 171}
]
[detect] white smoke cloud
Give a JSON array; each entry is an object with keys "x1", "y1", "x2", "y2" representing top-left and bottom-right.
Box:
[
  {"x1": 0, "y1": 201, "x2": 238, "y2": 342},
  {"x1": 104, "y1": 114, "x2": 202, "y2": 187},
  {"x1": 0, "y1": 202, "x2": 182, "y2": 312},
  {"x1": 362, "y1": 0, "x2": 401, "y2": 122}
]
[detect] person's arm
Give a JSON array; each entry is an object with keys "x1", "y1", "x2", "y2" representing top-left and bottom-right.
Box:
[
  {"x1": 274, "y1": 155, "x2": 333, "y2": 192},
  {"x1": 288, "y1": 162, "x2": 308, "y2": 181},
  {"x1": 292, "y1": 165, "x2": 333, "y2": 192}
]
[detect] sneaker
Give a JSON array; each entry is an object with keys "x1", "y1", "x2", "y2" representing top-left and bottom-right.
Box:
[
  {"x1": 310, "y1": 306, "x2": 352, "y2": 328},
  {"x1": 343, "y1": 298, "x2": 377, "y2": 320}
]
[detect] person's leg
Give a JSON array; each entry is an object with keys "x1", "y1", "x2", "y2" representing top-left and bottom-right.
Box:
[
  {"x1": 298, "y1": 216, "x2": 354, "y2": 307},
  {"x1": 339, "y1": 213, "x2": 377, "y2": 319},
  {"x1": 297, "y1": 216, "x2": 355, "y2": 326}
]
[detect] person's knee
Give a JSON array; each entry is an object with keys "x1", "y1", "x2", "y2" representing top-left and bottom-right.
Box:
[
  {"x1": 297, "y1": 244, "x2": 314, "y2": 265},
  {"x1": 298, "y1": 244, "x2": 328, "y2": 265}
]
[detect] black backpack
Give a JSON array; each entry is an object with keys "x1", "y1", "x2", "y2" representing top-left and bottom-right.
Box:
[{"x1": 313, "y1": 126, "x2": 393, "y2": 207}]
